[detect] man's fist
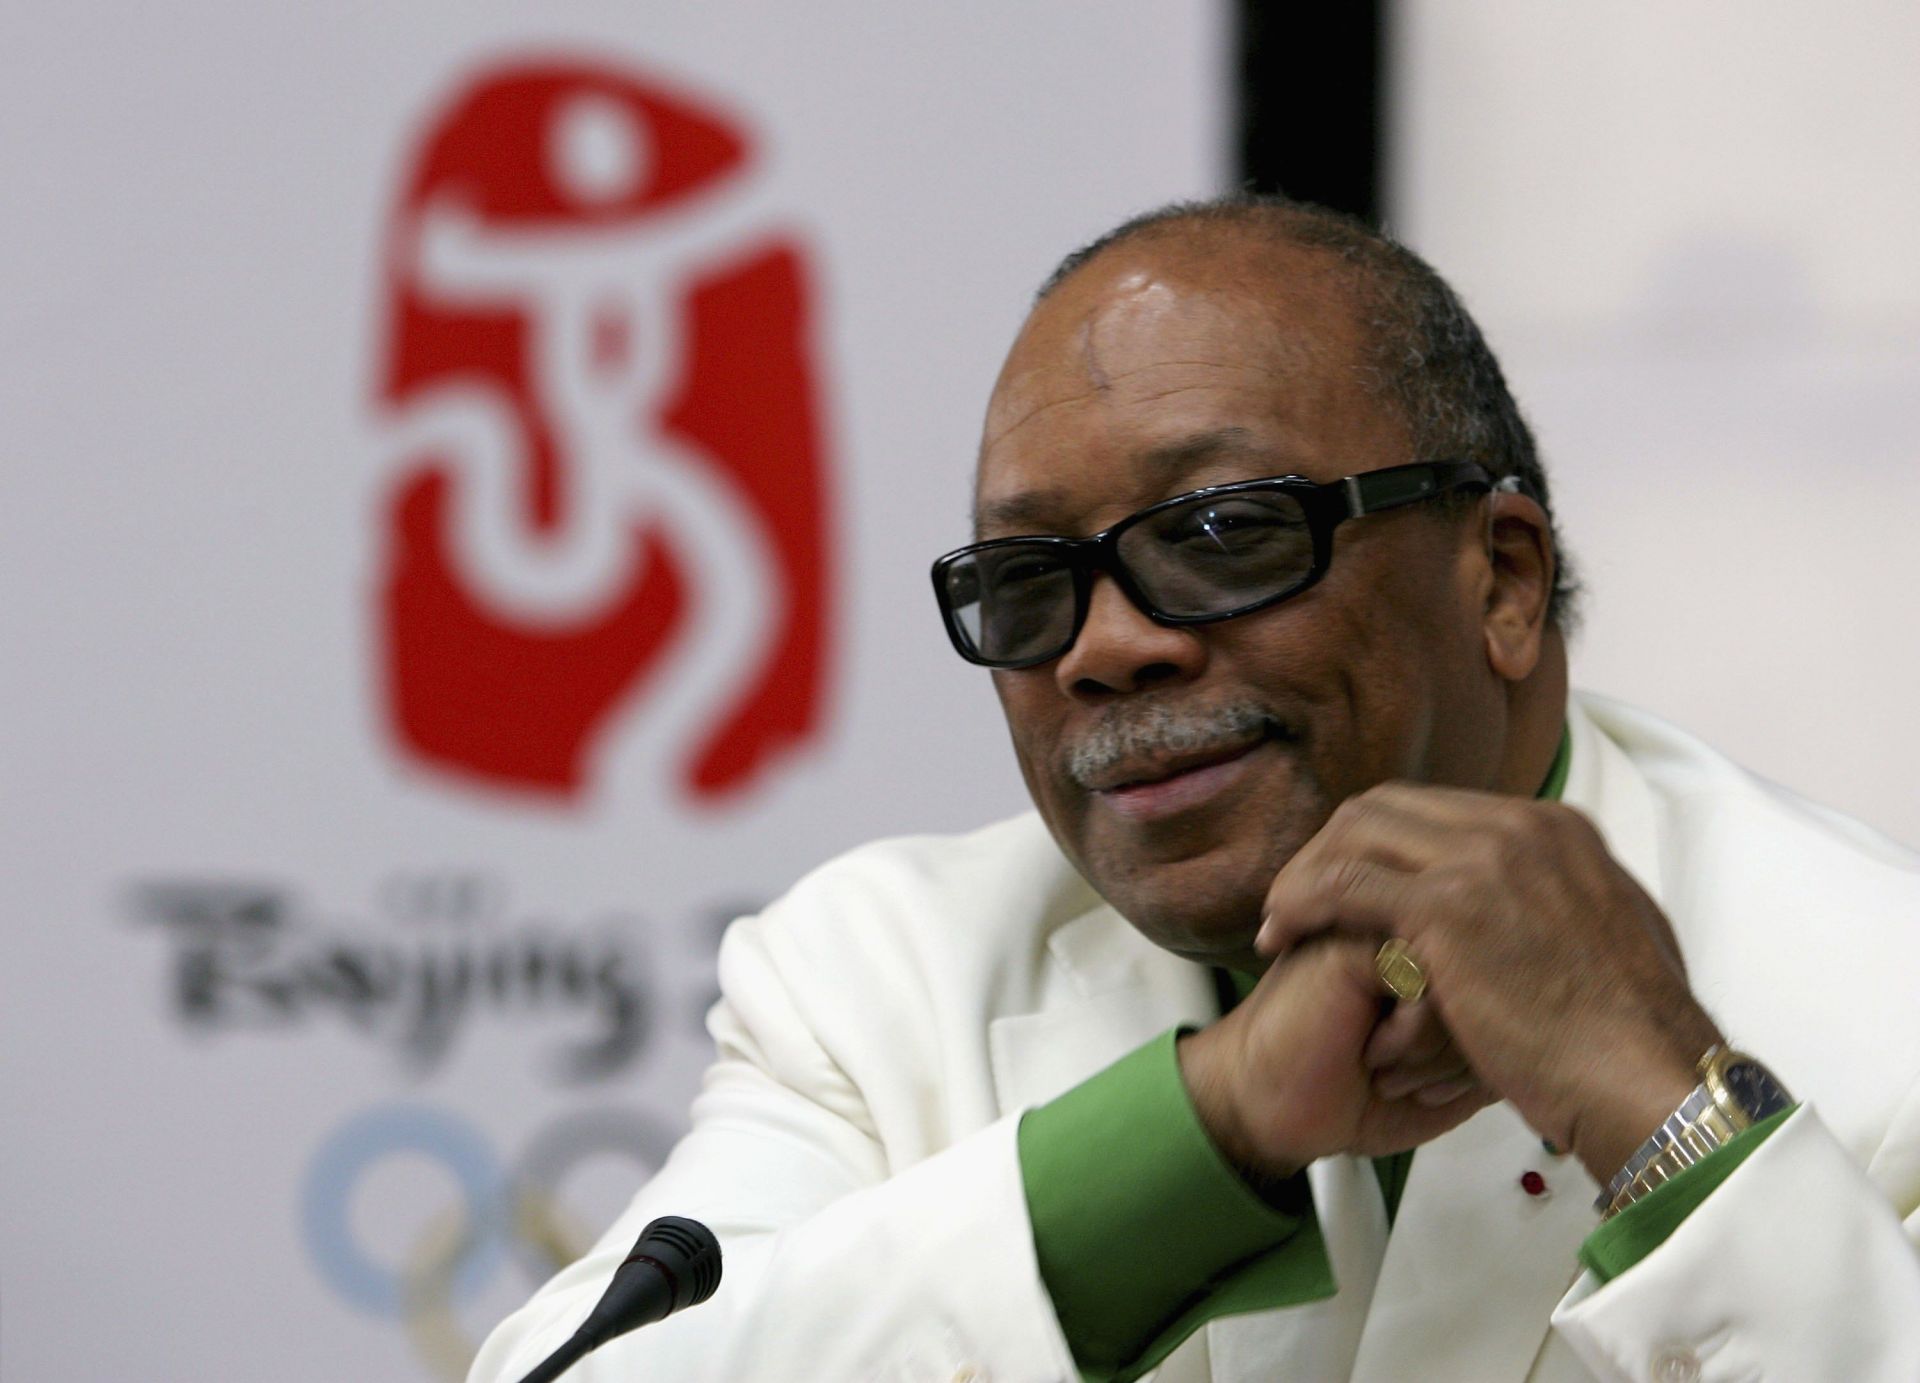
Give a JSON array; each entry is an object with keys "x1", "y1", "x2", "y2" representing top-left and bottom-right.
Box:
[
  {"x1": 1254, "y1": 782, "x2": 1721, "y2": 1183},
  {"x1": 1178, "y1": 937, "x2": 1494, "y2": 1188}
]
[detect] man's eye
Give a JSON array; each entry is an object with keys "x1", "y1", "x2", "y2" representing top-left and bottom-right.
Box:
[
  {"x1": 987, "y1": 554, "x2": 1068, "y2": 589},
  {"x1": 1164, "y1": 503, "x2": 1299, "y2": 550}
]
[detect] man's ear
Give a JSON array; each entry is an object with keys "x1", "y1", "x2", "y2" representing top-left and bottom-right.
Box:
[{"x1": 1481, "y1": 490, "x2": 1555, "y2": 683}]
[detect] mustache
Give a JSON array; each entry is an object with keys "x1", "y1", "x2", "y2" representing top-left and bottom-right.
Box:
[{"x1": 1065, "y1": 699, "x2": 1284, "y2": 789}]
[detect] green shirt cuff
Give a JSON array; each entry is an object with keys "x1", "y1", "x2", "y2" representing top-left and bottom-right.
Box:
[
  {"x1": 1019, "y1": 1027, "x2": 1336, "y2": 1381},
  {"x1": 1578, "y1": 1105, "x2": 1794, "y2": 1283}
]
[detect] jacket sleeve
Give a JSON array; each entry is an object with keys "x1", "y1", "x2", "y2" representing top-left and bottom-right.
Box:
[
  {"x1": 1550, "y1": 1096, "x2": 1920, "y2": 1381},
  {"x1": 467, "y1": 903, "x2": 1082, "y2": 1383}
]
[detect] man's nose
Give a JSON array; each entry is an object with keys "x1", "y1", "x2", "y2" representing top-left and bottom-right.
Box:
[{"x1": 1053, "y1": 575, "x2": 1206, "y2": 696}]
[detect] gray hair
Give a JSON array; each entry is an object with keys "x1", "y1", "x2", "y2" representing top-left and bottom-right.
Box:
[{"x1": 1038, "y1": 194, "x2": 1581, "y2": 630}]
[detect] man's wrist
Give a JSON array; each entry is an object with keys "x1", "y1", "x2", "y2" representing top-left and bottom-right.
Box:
[
  {"x1": 1566, "y1": 1016, "x2": 1722, "y2": 1185},
  {"x1": 1571, "y1": 1060, "x2": 1701, "y2": 1187},
  {"x1": 1176, "y1": 1026, "x2": 1307, "y2": 1197}
]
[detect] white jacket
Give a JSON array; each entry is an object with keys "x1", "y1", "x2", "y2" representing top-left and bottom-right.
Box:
[{"x1": 472, "y1": 693, "x2": 1920, "y2": 1382}]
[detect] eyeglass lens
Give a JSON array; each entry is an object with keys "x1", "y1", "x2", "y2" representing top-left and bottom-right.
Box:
[{"x1": 945, "y1": 488, "x2": 1315, "y2": 665}]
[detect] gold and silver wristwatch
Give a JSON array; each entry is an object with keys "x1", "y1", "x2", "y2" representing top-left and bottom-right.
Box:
[{"x1": 1595, "y1": 1045, "x2": 1794, "y2": 1218}]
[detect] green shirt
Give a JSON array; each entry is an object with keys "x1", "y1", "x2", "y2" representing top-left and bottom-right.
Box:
[{"x1": 1016, "y1": 726, "x2": 1788, "y2": 1382}]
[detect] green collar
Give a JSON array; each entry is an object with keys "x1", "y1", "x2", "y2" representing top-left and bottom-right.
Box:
[{"x1": 1538, "y1": 723, "x2": 1572, "y2": 803}]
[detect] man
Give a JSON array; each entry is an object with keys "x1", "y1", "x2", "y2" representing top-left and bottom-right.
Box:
[{"x1": 473, "y1": 198, "x2": 1920, "y2": 1382}]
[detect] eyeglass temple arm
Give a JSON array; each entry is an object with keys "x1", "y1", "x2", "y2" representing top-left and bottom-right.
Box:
[{"x1": 1342, "y1": 463, "x2": 1515, "y2": 516}]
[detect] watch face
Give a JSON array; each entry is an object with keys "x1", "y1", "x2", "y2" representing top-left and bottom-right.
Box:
[{"x1": 1723, "y1": 1060, "x2": 1794, "y2": 1121}]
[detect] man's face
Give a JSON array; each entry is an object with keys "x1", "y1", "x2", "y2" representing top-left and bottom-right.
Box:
[{"x1": 977, "y1": 233, "x2": 1507, "y2": 967}]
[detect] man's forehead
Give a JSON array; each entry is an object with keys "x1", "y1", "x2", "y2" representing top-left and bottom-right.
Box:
[
  {"x1": 972, "y1": 232, "x2": 1379, "y2": 531},
  {"x1": 991, "y1": 248, "x2": 1336, "y2": 406}
]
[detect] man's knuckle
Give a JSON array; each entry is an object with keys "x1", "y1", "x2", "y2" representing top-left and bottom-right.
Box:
[
  {"x1": 1555, "y1": 803, "x2": 1604, "y2": 848},
  {"x1": 1322, "y1": 855, "x2": 1378, "y2": 905},
  {"x1": 1472, "y1": 822, "x2": 1509, "y2": 858},
  {"x1": 1431, "y1": 870, "x2": 1480, "y2": 914},
  {"x1": 1498, "y1": 798, "x2": 1544, "y2": 836},
  {"x1": 1329, "y1": 793, "x2": 1378, "y2": 833},
  {"x1": 1486, "y1": 801, "x2": 1557, "y2": 859}
]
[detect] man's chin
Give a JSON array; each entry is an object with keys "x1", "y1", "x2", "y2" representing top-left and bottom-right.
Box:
[
  {"x1": 1083, "y1": 854, "x2": 1274, "y2": 968},
  {"x1": 1067, "y1": 792, "x2": 1338, "y2": 966},
  {"x1": 1120, "y1": 898, "x2": 1270, "y2": 971}
]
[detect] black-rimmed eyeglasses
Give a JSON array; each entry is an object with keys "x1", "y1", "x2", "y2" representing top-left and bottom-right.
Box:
[{"x1": 930, "y1": 460, "x2": 1496, "y2": 669}]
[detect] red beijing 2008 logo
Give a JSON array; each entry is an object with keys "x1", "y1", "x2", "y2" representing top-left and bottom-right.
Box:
[{"x1": 373, "y1": 58, "x2": 833, "y2": 804}]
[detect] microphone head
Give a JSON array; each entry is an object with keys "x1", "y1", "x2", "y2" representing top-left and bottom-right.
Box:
[{"x1": 625, "y1": 1215, "x2": 723, "y2": 1310}]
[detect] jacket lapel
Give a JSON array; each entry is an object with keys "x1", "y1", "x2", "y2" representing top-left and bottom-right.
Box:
[
  {"x1": 1564, "y1": 691, "x2": 1667, "y2": 902},
  {"x1": 1346, "y1": 1103, "x2": 1600, "y2": 1381},
  {"x1": 987, "y1": 902, "x2": 1217, "y2": 1114}
]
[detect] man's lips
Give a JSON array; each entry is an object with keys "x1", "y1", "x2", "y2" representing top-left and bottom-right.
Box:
[{"x1": 1090, "y1": 738, "x2": 1272, "y2": 821}]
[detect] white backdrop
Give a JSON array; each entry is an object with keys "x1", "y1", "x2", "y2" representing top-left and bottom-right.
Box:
[
  {"x1": 0, "y1": 5, "x2": 1225, "y2": 1379},
  {"x1": 1392, "y1": 3, "x2": 1920, "y2": 849}
]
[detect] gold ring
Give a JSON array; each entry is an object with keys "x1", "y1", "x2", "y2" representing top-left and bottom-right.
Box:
[{"x1": 1375, "y1": 938, "x2": 1428, "y2": 1003}]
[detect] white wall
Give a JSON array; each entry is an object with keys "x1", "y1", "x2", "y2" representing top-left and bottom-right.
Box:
[{"x1": 1392, "y1": 3, "x2": 1920, "y2": 848}]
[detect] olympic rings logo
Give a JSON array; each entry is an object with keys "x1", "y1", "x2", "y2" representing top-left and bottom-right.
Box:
[{"x1": 302, "y1": 1103, "x2": 676, "y2": 1379}]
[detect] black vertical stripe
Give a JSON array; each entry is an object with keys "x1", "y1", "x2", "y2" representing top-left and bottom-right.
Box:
[{"x1": 1235, "y1": 0, "x2": 1385, "y2": 225}]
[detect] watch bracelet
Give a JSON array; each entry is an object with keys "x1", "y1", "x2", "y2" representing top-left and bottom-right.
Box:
[
  {"x1": 1595, "y1": 1089, "x2": 1742, "y2": 1217},
  {"x1": 1594, "y1": 1044, "x2": 1724, "y2": 1218}
]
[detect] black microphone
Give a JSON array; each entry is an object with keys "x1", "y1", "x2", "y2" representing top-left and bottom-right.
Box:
[{"x1": 513, "y1": 1216, "x2": 723, "y2": 1383}]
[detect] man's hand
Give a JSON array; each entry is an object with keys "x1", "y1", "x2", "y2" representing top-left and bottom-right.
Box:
[
  {"x1": 1178, "y1": 936, "x2": 1496, "y2": 1187},
  {"x1": 1254, "y1": 782, "x2": 1722, "y2": 1185}
]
